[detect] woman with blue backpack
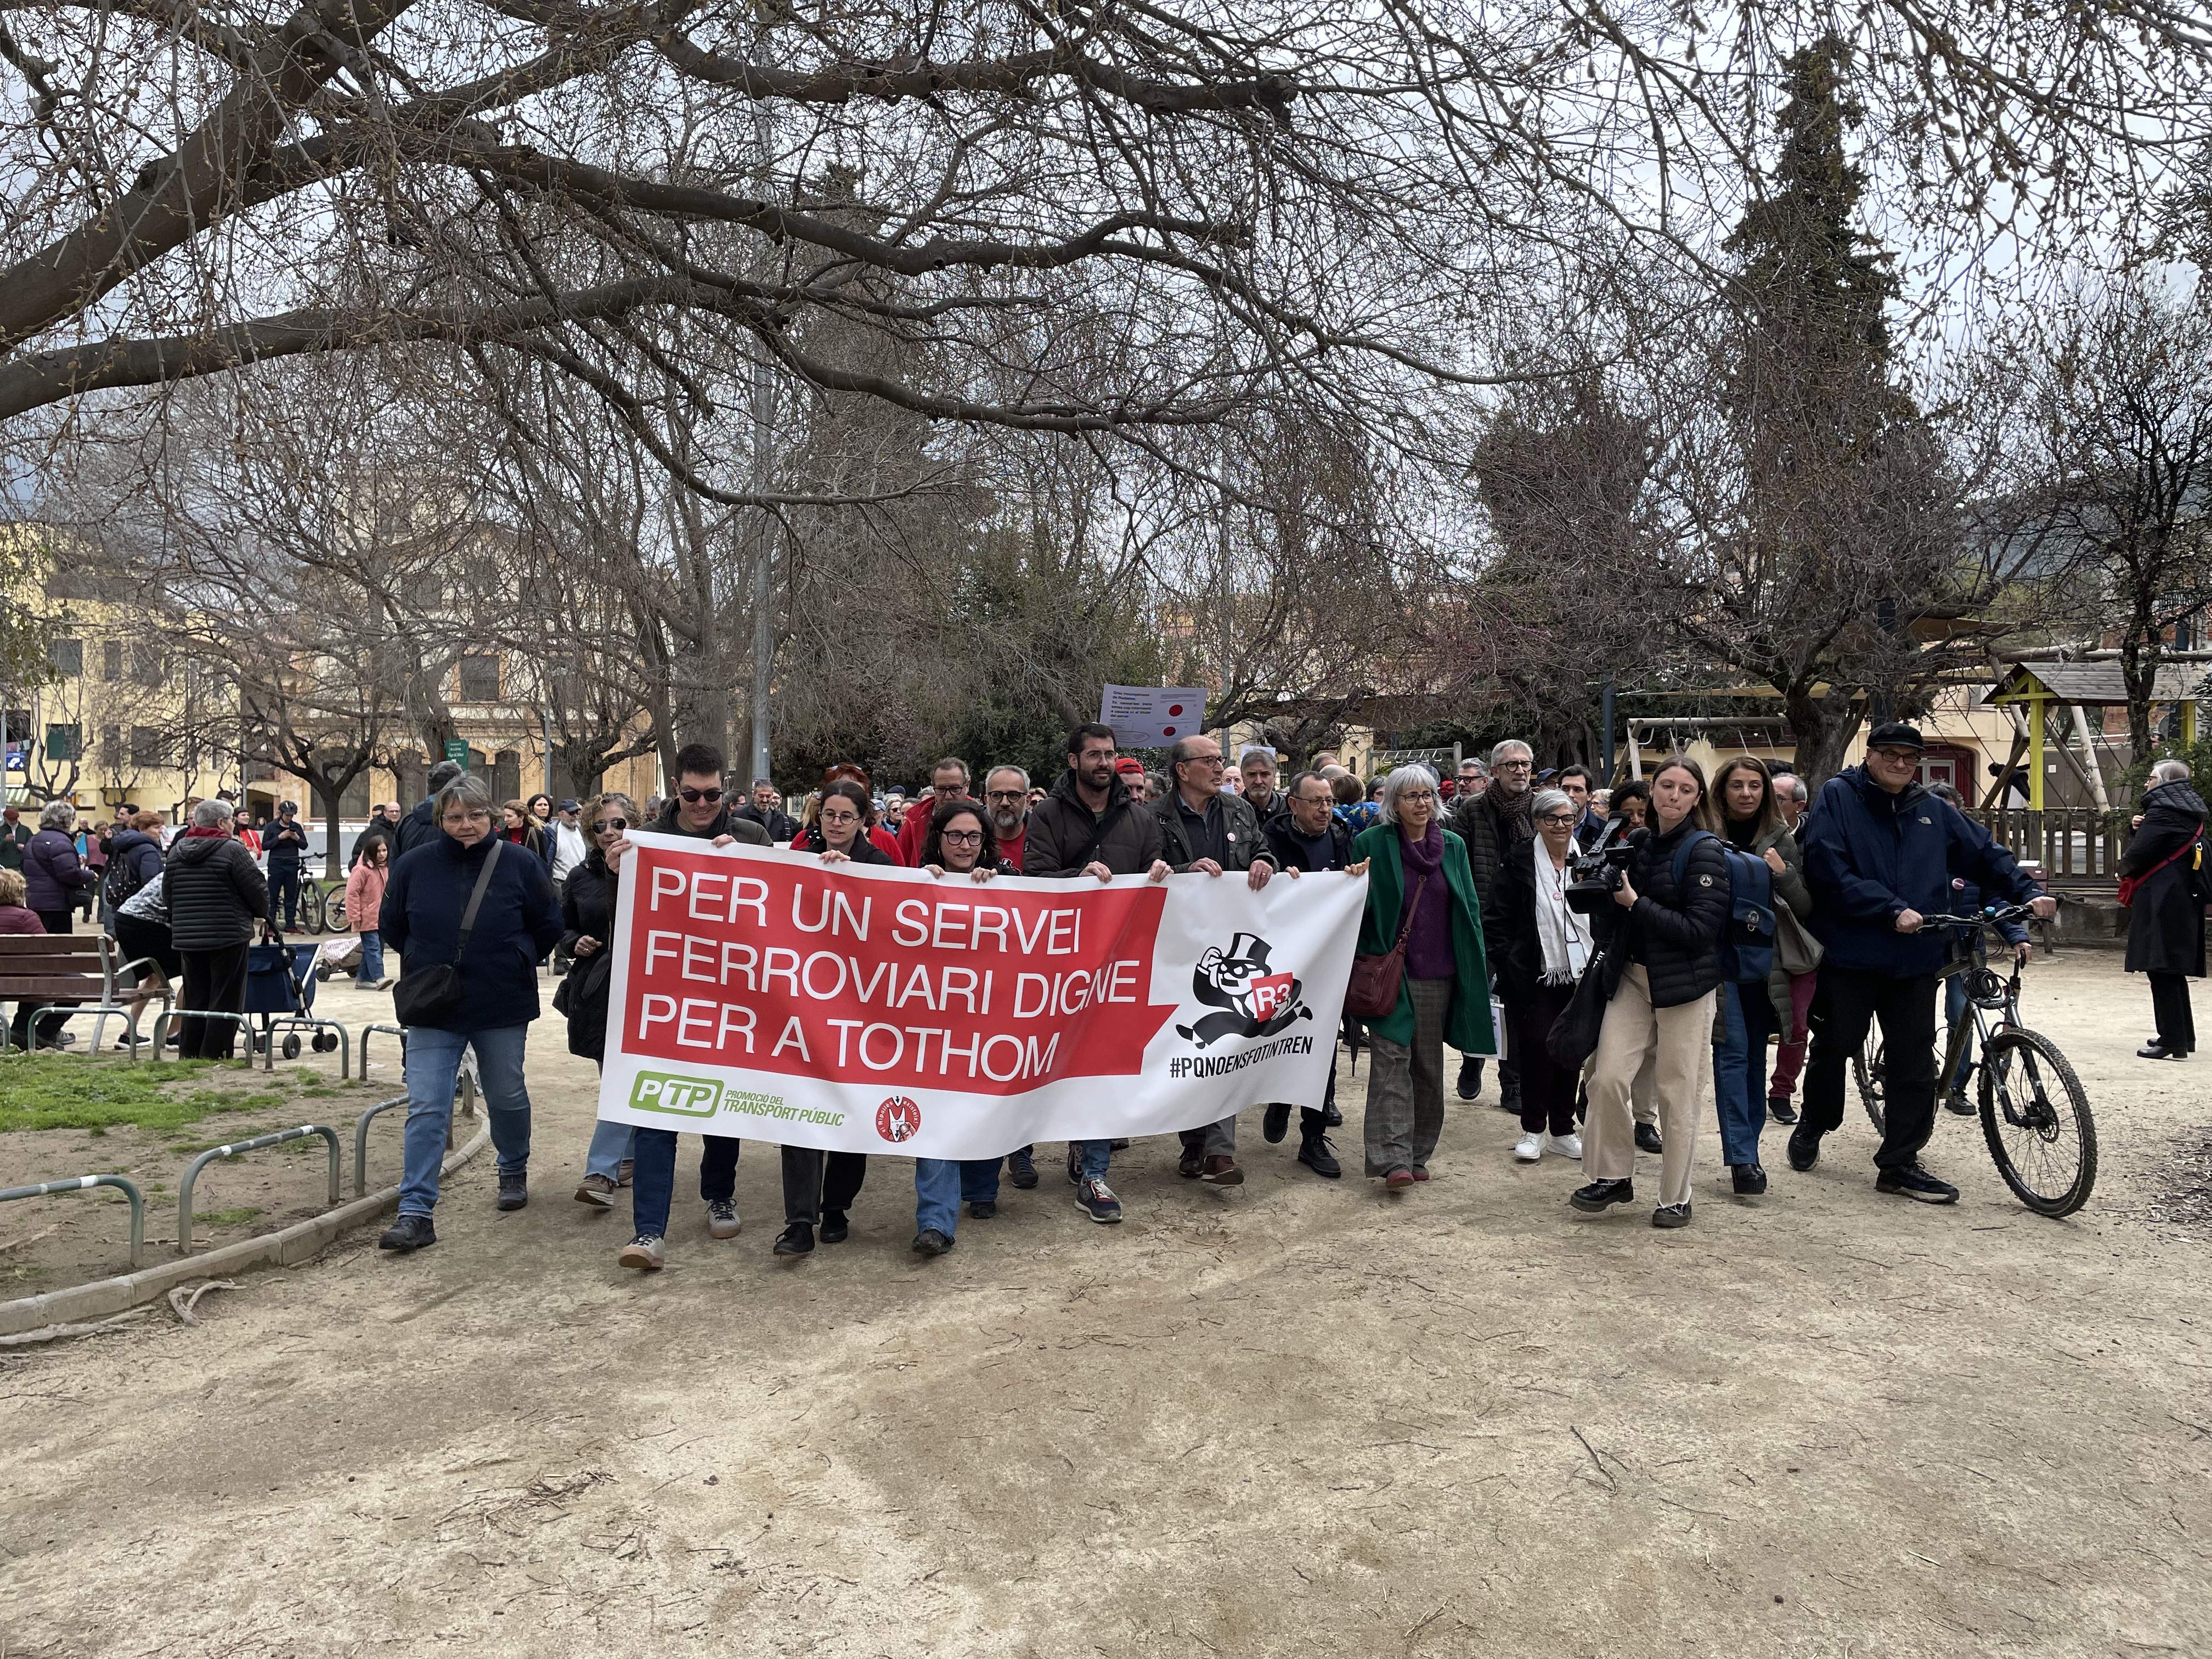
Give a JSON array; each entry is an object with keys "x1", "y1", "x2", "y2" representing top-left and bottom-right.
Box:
[
  {"x1": 1709, "y1": 757, "x2": 1810, "y2": 1197},
  {"x1": 1572, "y1": 756, "x2": 1730, "y2": 1229}
]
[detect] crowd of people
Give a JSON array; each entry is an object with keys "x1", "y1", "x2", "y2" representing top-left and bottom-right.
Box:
[{"x1": 7, "y1": 720, "x2": 2200, "y2": 1270}]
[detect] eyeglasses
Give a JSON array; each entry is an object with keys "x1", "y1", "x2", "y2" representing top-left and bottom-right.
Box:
[
  {"x1": 591, "y1": 818, "x2": 628, "y2": 834},
  {"x1": 940, "y1": 829, "x2": 984, "y2": 847},
  {"x1": 679, "y1": 786, "x2": 724, "y2": 803},
  {"x1": 819, "y1": 808, "x2": 860, "y2": 825},
  {"x1": 1493, "y1": 759, "x2": 1532, "y2": 772},
  {"x1": 1398, "y1": 788, "x2": 1437, "y2": 803},
  {"x1": 1182, "y1": 754, "x2": 1226, "y2": 768},
  {"x1": 986, "y1": 789, "x2": 1026, "y2": 801},
  {"x1": 1538, "y1": 812, "x2": 1578, "y2": 827}
]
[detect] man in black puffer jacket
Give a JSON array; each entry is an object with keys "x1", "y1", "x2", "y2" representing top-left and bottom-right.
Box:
[
  {"x1": 1451, "y1": 739, "x2": 1537, "y2": 1111},
  {"x1": 163, "y1": 799, "x2": 272, "y2": 1059}
]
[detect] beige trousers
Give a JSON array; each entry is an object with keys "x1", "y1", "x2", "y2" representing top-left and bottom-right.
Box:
[{"x1": 1584, "y1": 963, "x2": 1716, "y2": 1209}]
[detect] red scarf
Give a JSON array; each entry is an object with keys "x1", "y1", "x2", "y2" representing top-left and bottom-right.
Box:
[{"x1": 183, "y1": 825, "x2": 230, "y2": 840}]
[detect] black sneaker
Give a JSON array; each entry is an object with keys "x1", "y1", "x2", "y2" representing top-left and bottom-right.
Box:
[
  {"x1": 967, "y1": 1199, "x2": 996, "y2": 1220},
  {"x1": 1944, "y1": 1088, "x2": 1976, "y2": 1115},
  {"x1": 1297, "y1": 1132, "x2": 1343, "y2": 1180},
  {"x1": 1651, "y1": 1201, "x2": 1693, "y2": 1229},
  {"x1": 1786, "y1": 1122, "x2": 1821, "y2": 1172},
  {"x1": 819, "y1": 1208, "x2": 850, "y2": 1244},
  {"x1": 2136, "y1": 1041, "x2": 2186, "y2": 1061},
  {"x1": 496, "y1": 1170, "x2": 528, "y2": 1211},
  {"x1": 912, "y1": 1228, "x2": 955, "y2": 1256},
  {"x1": 1075, "y1": 1177, "x2": 1123, "y2": 1223},
  {"x1": 773, "y1": 1222, "x2": 814, "y2": 1256},
  {"x1": 1066, "y1": 1146, "x2": 1082, "y2": 1184},
  {"x1": 1007, "y1": 1148, "x2": 1039, "y2": 1189},
  {"x1": 1262, "y1": 1103, "x2": 1291, "y2": 1143},
  {"x1": 1568, "y1": 1178, "x2": 1634, "y2": 1214},
  {"x1": 1177, "y1": 1147, "x2": 1206, "y2": 1179},
  {"x1": 1875, "y1": 1164, "x2": 1959, "y2": 1204},
  {"x1": 1767, "y1": 1096, "x2": 1799, "y2": 1125},
  {"x1": 378, "y1": 1212, "x2": 437, "y2": 1252},
  {"x1": 1731, "y1": 1163, "x2": 1768, "y2": 1197},
  {"x1": 1322, "y1": 1099, "x2": 1344, "y2": 1127},
  {"x1": 1498, "y1": 1086, "x2": 1522, "y2": 1118},
  {"x1": 1634, "y1": 1122, "x2": 1664, "y2": 1155},
  {"x1": 1455, "y1": 1057, "x2": 1482, "y2": 1101}
]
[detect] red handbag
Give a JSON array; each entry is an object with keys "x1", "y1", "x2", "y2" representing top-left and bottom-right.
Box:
[{"x1": 1344, "y1": 874, "x2": 1428, "y2": 1020}]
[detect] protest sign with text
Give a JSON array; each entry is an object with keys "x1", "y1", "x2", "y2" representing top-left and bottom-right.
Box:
[{"x1": 593, "y1": 833, "x2": 1365, "y2": 1158}]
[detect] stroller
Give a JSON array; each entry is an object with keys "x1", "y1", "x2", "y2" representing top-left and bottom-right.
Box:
[{"x1": 244, "y1": 936, "x2": 342, "y2": 1059}]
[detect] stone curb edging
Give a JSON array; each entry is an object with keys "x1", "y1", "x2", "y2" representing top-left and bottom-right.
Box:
[{"x1": 0, "y1": 1122, "x2": 493, "y2": 1339}]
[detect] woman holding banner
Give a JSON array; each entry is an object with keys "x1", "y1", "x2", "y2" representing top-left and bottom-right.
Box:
[
  {"x1": 909, "y1": 797, "x2": 1020, "y2": 1255},
  {"x1": 561, "y1": 794, "x2": 637, "y2": 1220},
  {"x1": 1352, "y1": 766, "x2": 1494, "y2": 1193}
]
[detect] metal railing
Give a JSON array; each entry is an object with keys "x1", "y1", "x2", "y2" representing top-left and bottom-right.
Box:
[
  {"x1": 177, "y1": 1124, "x2": 341, "y2": 1255},
  {"x1": 352, "y1": 1072, "x2": 476, "y2": 1196},
  {"x1": 0, "y1": 1173, "x2": 144, "y2": 1267},
  {"x1": 1966, "y1": 808, "x2": 2136, "y2": 890}
]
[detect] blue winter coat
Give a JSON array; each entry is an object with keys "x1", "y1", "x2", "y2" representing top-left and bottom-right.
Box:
[
  {"x1": 381, "y1": 832, "x2": 565, "y2": 1032},
  {"x1": 1801, "y1": 766, "x2": 2041, "y2": 976}
]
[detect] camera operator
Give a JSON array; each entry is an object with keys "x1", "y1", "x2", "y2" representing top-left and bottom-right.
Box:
[{"x1": 1571, "y1": 756, "x2": 1728, "y2": 1229}]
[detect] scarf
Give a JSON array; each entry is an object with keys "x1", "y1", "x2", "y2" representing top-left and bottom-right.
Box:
[
  {"x1": 1531, "y1": 836, "x2": 1592, "y2": 984},
  {"x1": 183, "y1": 825, "x2": 229, "y2": 840}
]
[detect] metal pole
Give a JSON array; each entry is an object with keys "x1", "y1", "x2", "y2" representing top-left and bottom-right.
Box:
[
  {"x1": 541, "y1": 699, "x2": 554, "y2": 799},
  {"x1": 748, "y1": 97, "x2": 776, "y2": 786},
  {"x1": 1600, "y1": 676, "x2": 1616, "y2": 784}
]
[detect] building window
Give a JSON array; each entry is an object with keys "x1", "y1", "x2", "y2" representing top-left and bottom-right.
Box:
[
  {"x1": 101, "y1": 724, "x2": 122, "y2": 764},
  {"x1": 101, "y1": 639, "x2": 123, "y2": 681},
  {"x1": 129, "y1": 725, "x2": 165, "y2": 766},
  {"x1": 46, "y1": 723, "x2": 80, "y2": 761},
  {"x1": 49, "y1": 637, "x2": 82, "y2": 676},
  {"x1": 132, "y1": 645, "x2": 165, "y2": 688},
  {"x1": 459, "y1": 655, "x2": 501, "y2": 702}
]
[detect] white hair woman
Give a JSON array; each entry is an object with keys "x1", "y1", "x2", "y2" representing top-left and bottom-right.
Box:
[
  {"x1": 1480, "y1": 788, "x2": 1590, "y2": 1165},
  {"x1": 22, "y1": 799, "x2": 92, "y2": 934},
  {"x1": 375, "y1": 772, "x2": 565, "y2": 1254},
  {"x1": 1350, "y1": 765, "x2": 1496, "y2": 1191}
]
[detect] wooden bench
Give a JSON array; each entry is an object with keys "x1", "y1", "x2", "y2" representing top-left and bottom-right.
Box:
[{"x1": 0, "y1": 933, "x2": 167, "y2": 1054}]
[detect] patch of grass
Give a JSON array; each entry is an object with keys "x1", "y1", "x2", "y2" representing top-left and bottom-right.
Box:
[
  {"x1": 0, "y1": 1056, "x2": 294, "y2": 1135},
  {"x1": 194, "y1": 1206, "x2": 263, "y2": 1227}
]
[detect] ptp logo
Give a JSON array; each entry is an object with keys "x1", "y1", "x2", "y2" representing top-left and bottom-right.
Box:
[{"x1": 629, "y1": 1071, "x2": 725, "y2": 1119}]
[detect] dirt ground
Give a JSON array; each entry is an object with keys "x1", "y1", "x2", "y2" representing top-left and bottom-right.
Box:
[{"x1": 3, "y1": 953, "x2": 2208, "y2": 1658}]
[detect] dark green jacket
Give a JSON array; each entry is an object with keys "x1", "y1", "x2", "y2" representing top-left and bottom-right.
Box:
[
  {"x1": 1153, "y1": 789, "x2": 1276, "y2": 873},
  {"x1": 1351, "y1": 822, "x2": 1495, "y2": 1053}
]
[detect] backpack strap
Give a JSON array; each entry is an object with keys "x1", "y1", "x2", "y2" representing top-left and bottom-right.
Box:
[
  {"x1": 1669, "y1": 828, "x2": 1717, "y2": 890},
  {"x1": 1068, "y1": 801, "x2": 1132, "y2": 873}
]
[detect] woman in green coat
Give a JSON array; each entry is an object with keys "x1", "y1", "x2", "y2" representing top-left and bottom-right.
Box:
[{"x1": 1353, "y1": 766, "x2": 1495, "y2": 1191}]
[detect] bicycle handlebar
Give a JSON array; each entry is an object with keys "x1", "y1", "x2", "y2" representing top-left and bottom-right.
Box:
[{"x1": 1918, "y1": 904, "x2": 2036, "y2": 932}]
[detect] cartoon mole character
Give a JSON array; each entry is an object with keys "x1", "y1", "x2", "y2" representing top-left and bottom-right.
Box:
[{"x1": 1176, "y1": 931, "x2": 1311, "y2": 1049}]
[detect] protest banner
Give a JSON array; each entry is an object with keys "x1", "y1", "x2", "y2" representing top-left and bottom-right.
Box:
[
  {"x1": 1098, "y1": 685, "x2": 1207, "y2": 749},
  {"x1": 593, "y1": 834, "x2": 1365, "y2": 1159}
]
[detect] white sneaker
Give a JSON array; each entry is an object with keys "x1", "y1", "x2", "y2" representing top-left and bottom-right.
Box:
[
  {"x1": 1513, "y1": 1132, "x2": 1543, "y2": 1163},
  {"x1": 1547, "y1": 1132, "x2": 1584, "y2": 1160}
]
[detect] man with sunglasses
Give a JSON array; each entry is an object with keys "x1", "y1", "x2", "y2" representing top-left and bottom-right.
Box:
[
  {"x1": 604, "y1": 743, "x2": 769, "y2": 1250},
  {"x1": 1154, "y1": 733, "x2": 1279, "y2": 1188}
]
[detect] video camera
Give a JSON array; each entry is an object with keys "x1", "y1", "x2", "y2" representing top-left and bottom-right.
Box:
[{"x1": 1564, "y1": 818, "x2": 1641, "y2": 915}]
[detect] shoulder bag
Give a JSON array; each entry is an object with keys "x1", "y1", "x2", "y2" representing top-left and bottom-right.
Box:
[
  {"x1": 1544, "y1": 948, "x2": 1611, "y2": 1071},
  {"x1": 393, "y1": 840, "x2": 505, "y2": 1028},
  {"x1": 1774, "y1": 905, "x2": 1824, "y2": 974},
  {"x1": 1344, "y1": 873, "x2": 1428, "y2": 1020}
]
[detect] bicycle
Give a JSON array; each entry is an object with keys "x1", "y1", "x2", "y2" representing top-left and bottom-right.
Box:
[{"x1": 1853, "y1": 905, "x2": 2096, "y2": 1217}]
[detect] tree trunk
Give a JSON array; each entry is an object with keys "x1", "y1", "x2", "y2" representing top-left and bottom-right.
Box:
[
  {"x1": 2119, "y1": 635, "x2": 2157, "y2": 759},
  {"x1": 1785, "y1": 683, "x2": 1866, "y2": 789}
]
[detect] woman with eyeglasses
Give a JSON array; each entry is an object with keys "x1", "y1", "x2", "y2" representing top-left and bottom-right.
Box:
[
  {"x1": 1483, "y1": 787, "x2": 1591, "y2": 1167},
  {"x1": 563, "y1": 793, "x2": 637, "y2": 1214},
  {"x1": 1351, "y1": 765, "x2": 1494, "y2": 1192},
  {"x1": 791, "y1": 778, "x2": 894, "y2": 868},
  {"x1": 906, "y1": 797, "x2": 1020, "y2": 1255},
  {"x1": 1573, "y1": 755, "x2": 1728, "y2": 1229}
]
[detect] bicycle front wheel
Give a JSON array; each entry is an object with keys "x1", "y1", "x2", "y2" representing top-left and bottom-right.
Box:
[
  {"x1": 1854, "y1": 1036, "x2": 1887, "y2": 1135},
  {"x1": 1979, "y1": 1028, "x2": 2097, "y2": 1217},
  {"x1": 321, "y1": 884, "x2": 349, "y2": 934}
]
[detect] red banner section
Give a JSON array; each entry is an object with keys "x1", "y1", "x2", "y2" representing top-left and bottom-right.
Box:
[{"x1": 619, "y1": 842, "x2": 1181, "y2": 1095}]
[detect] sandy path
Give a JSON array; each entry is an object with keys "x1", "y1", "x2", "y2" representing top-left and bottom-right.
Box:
[{"x1": 4, "y1": 955, "x2": 2209, "y2": 1657}]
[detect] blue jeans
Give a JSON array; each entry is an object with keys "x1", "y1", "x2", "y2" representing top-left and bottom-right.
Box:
[
  {"x1": 913, "y1": 1158, "x2": 1002, "y2": 1237},
  {"x1": 1076, "y1": 1140, "x2": 1112, "y2": 1181},
  {"x1": 354, "y1": 930, "x2": 383, "y2": 984},
  {"x1": 585, "y1": 1115, "x2": 635, "y2": 1181},
  {"x1": 630, "y1": 1130, "x2": 740, "y2": 1238},
  {"x1": 1713, "y1": 981, "x2": 1774, "y2": 1166},
  {"x1": 1943, "y1": 975, "x2": 1972, "y2": 1092},
  {"x1": 400, "y1": 1025, "x2": 532, "y2": 1216}
]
